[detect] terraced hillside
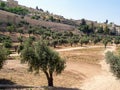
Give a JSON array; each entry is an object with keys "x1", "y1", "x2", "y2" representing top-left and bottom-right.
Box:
[{"x1": 0, "y1": 10, "x2": 77, "y2": 31}]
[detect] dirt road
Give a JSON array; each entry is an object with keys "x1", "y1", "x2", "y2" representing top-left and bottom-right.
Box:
[
  {"x1": 56, "y1": 46, "x2": 104, "y2": 88},
  {"x1": 56, "y1": 45, "x2": 120, "y2": 90},
  {"x1": 56, "y1": 46, "x2": 103, "y2": 52},
  {"x1": 81, "y1": 45, "x2": 120, "y2": 90},
  {"x1": 2, "y1": 45, "x2": 119, "y2": 90},
  {"x1": 56, "y1": 46, "x2": 104, "y2": 77}
]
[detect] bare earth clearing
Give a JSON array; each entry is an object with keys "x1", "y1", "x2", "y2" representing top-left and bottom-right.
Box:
[
  {"x1": 0, "y1": 45, "x2": 119, "y2": 90},
  {"x1": 81, "y1": 45, "x2": 120, "y2": 90}
]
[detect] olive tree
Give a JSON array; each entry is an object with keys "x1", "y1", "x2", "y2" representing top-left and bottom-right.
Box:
[
  {"x1": 17, "y1": 36, "x2": 23, "y2": 45},
  {"x1": 51, "y1": 39, "x2": 58, "y2": 48},
  {"x1": 0, "y1": 46, "x2": 8, "y2": 69},
  {"x1": 93, "y1": 36, "x2": 102, "y2": 45},
  {"x1": 7, "y1": 25, "x2": 15, "y2": 34},
  {"x1": 114, "y1": 37, "x2": 120, "y2": 46},
  {"x1": 20, "y1": 41, "x2": 66, "y2": 87},
  {"x1": 106, "y1": 51, "x2": 120, "y2": 78},
  {"x1": 68, "y1": 38, "x2": 74, "y2": 47},
  {"x1": 102, "y1": 37, "x2": 112, "y2": 48},
  {"x1": 79, "y1": 36, "x2": 89, "y2": 47},
  {"x1": 18, "y1": 29, "x2": 23, "y2": 37},
  {"x1": 3, "y1": 40, "x2": 12, "y2": 49},
  {"x1": 28, "y1": 29, "x2": 33, "y2": 37},
  {"x1": 17, "y1": 37, "x2": 33, "y2": 54}
]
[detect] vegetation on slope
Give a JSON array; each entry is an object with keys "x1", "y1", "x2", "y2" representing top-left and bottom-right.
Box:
[
  {"x1": 106, "y1": 51, "x2": 120, "y2": 79},
  {"x1": 0, "y1": 1, "x2": 29, "y2": 15}
]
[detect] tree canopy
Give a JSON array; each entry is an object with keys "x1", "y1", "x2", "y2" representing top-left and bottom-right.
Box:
[
  {"x1": 20, "y1": 40, "x2": 66, "y2": 86},
  {"x1": 106, "y1": 51, "x2": 120, "y2": 79},
  {"x1": 0, "y1": 46, "x2": 9, "y2": 69}
]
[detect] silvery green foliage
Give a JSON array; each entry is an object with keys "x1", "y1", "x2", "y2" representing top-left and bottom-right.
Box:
[{"x1": 106, "y1": 51, "x2": 120, "y2": 79}]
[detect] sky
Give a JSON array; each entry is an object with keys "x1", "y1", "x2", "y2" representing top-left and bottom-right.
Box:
[{"x1": 3, "y1": 0, "x2": 120, "y2": 25}]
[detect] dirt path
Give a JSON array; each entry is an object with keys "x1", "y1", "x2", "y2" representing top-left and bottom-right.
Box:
[
  {"x1": 81, "y1": 45, "x2": 120, "y2": 90},
  {"x1": 56, "y1": 46, "x2": 104, "y2": 78},
  {"x1": 66, "y1": 61, "x2": 101, "y2": 78},
  {"x1": 56, "y1": 46, "x2": 103, "y2": 88},
  {"x1": 3, "y1": 45, "x2": 119, "y2": 89},
  {"x1": 56, "y1": 46, "x2": 103, "y2": 52}
]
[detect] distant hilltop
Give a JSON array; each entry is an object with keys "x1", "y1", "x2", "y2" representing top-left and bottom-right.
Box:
[
  {"x1": 0, "y1": 0, "x2": 18, "y2": 7},
  {"x1": 7, "y1": 0, "x2": 18, "y2": 6},
  {"x1": 0, "y1": 0, "x2": 120, "y2": 35}
]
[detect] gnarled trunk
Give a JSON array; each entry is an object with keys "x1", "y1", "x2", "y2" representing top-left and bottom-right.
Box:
[
  {"x1": 48, "y1": 75, "x2": 53, "y2": 86},
  {"x1": 44, "y1": 71, "x2": 54, "y2": 87}
]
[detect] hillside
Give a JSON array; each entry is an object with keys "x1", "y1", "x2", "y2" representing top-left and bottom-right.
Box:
[
  {"x1": 0, "y1": 0, "x2": 81, "y2": 32},
  {"x1": 1, "y1": 1, "x2": 120, "y2": 89},
  {"x1": 0, "y1": 0, "x2": 120, "y2": 34},
  {"x1": 0, "y1": 10, "x2": 76, "y2": 31},
  {"x1": 0, "y1": 0, "x2": 120, "y2": 44}
]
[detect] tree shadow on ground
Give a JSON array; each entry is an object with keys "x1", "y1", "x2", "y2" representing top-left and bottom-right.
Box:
[
  {"x1": 0, "y1": 79, "x2": 82, "y2": 90},
  {"x1": 43, "y1": 86, "x2": 81, "y2": 90},
  {"x1": 0, "y1": 79, "x2": 16, "y2": 85},
  {"x1": 0, "y1": 79, "x2": 16, "y2": 89}
]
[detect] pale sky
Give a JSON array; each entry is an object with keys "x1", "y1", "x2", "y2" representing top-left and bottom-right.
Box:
[{"x1": 3, "y1": 0, "x2": 120, "y2": 25}]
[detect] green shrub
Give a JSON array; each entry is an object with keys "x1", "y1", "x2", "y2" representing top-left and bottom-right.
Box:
[
  {"x1": 106, "y1": 51, "x2": 120, "y2": 78},
  {"x1": 0, "y1": 46, "x2": 9, "y2": 69}
]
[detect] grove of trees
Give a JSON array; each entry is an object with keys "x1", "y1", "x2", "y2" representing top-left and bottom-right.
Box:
[{"x1": 1, "y1": 6, "x2": 120, "y2": 87}]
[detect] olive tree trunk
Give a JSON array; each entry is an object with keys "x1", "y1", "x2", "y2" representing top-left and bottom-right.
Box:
[{"x1": 44, "y1": 71, "x2": 54, "y2": 87}]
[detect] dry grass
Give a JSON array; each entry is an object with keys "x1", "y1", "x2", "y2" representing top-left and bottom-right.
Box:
[
  {"x1": 0, "y1": 46, "x2": 104, "y2": 89},
  {"x1": 115, "y1": 46, "x2": 120, "y2": 55},
  {"x1": 0, "y1": 63, "x2": 84, "y2": 88},
  {"x1": 59, "y1": 47, "x2": 104, "y2": 64}
]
